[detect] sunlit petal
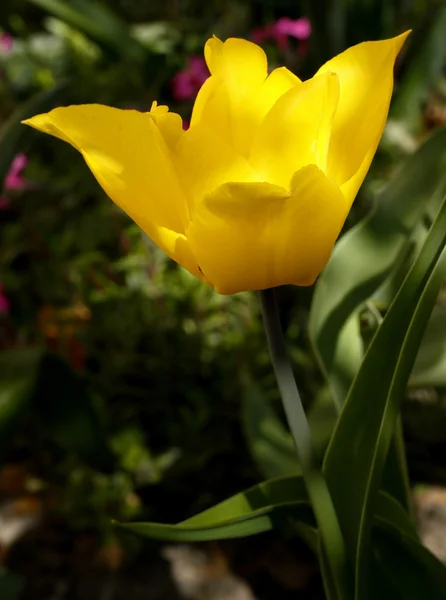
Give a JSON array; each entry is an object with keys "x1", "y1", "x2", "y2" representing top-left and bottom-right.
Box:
[
  {"x1": 187, "y1": 165, "x2": 348, "y2": 294},
  {"x1": 23, "y1": 105, "x2": 202, "y2": 277},
  {"x1": 317, "y1": 32, "x2": 410, "y2": 187},
  {"x1": 249, "y1": 72, "x2": 339, "y2": 188}
]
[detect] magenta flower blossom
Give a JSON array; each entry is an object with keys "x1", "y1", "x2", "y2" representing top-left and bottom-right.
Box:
[
  {"x1": 0, "y1": 32, "x2": 13, "y2": 53},
  {"x1": 0, "y1": 153, "x2": 30, "y2": 209},
  {"x1": 4, "y1": 154, "x2": 29, "y2": 190},
  {"x1": 171, "y1": 55, "x2": 209, "y2": 102},
  {"x1": 252, "y1": 17, "x2": 312, "y2": 50},
  {"x1": 0, "y1": 283, "x2": 10, "y2": 314}
]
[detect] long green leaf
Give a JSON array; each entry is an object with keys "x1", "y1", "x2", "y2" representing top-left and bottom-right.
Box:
[
  {"x1": 118, "y1": 474, "x2": 419, "y2": 546},
  {"x1": 309, "y1": 127, "x2": 446, "y2": 408},
  {"x1": 120, "y1": 501, "x2": 312, "y2": 542},
  {"x1": 323, "y1": 192, "x2": 446, "y2": 599},
  {"x1": 120, "y1": 475, "x2": 312, "y2": 541},
  {"x1": 374, "y1": 521, "x2": 446, "y2": 599},
  {"x1": 411, "y1": 305, "x2": 446, "y2": 387}
]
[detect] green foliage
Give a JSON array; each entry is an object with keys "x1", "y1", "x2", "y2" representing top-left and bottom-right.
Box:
[
  {"x1": 323, "y1": 193, "x2": 446, "y2": 598},
  {"x1": 2, "y1": 1, "x2": 446, "y2": 598},
  {"x1": 0, "y1": 347, "x2": 43, "y2": 456},
  {"x1": 309, "y1": 127, "x2": 446, "y2": 407}
]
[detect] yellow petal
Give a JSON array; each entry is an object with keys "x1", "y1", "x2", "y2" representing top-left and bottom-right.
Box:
[
  {"x1": 23, "y1": 105, "x2": 202, "y2": 278},
  {"x1": 176, "y1": 123, "x2": 259, "y2": 211},
  {"x1": 149, "y1": 101, "x2": 184, "y2": 150},
  {"x1": 191, "y1": 37, "x2": 267, "y2": 133},
  {"x1": 317, "y1": 31, "x2": 410, "y2": 189},
  {"x1": 204, "y1": 37, "x2": 267, "y2": 94},
  {"x1": 249, "y1": 72, "x2": 340, "y2": 188},
  {"x1": 191, "y1": 38, "x2": 300, "y2": 156},
  {"x1": 186, "y1": 165, "x2": 348, "y2": 294}
]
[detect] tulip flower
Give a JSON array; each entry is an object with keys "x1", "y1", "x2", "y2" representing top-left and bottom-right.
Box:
[{"x1": 23, "y1": 33, "x2": 409, "y2": 294}]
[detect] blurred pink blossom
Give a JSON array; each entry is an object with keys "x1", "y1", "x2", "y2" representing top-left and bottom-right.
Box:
[
  {"x1": 0, "y1": 32, "x2": 13, "y2": 53},
  {"x1": 0, "y1": 283, "x2": 10, "y2": 314},
  {"x1": 252, "y1": 17, "x2": 312, "y2": 50},
  {"x1": 171, "y1": 56, "x2": 209, "y2": 102},
  {"x1": 0, "y1": 153, "x2": 30, "y2": 209},
  {"x1": 182, "y1": 119, "x2": 190, "y2": 131},
  {"x1": 5, "y1": 154, "x2": 28, "y2": 189}
]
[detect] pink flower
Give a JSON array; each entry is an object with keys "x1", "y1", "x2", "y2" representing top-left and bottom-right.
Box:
[
  {"x1": 252, "y1": 17, "x2": 312, "y2": 50},
  {"x1": 0, "y1": 33, "x2": 13, "y2": 53},
  {"x1": 182, "y1": 119, "x2": 190, "y2": 131},
  {"x1": 0, "y1": 283, "x2": 10, "y2": 314},
  {"x1": 5, "y1": 154, "x2": 28, "y2": 190},
  {"x1": 0, "y1": 153, "x2": 30, "y2": 209},
  {"x1": 171, "y1": 56, "x2": 209, "y2": 102}
]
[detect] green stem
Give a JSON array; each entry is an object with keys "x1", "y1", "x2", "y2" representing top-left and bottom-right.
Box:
[
  {"x1": 366, "y1": 303, "x2": 412, "y2": 515},
  {"x1": 260, "y1": 288, "x2": 350, "y2": 599}
]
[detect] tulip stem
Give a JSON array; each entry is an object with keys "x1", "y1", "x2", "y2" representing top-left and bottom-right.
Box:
[{"x1": 260, "y1": 288, "x2": 350, "y2": 599}]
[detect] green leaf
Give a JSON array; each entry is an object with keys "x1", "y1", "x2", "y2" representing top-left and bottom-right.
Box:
[
  {"x1": 29, "y1": 0, "x2": 147, "y2": 63},
  {"x1": 411, "y1": 305, "x2": 446, "y2": 387},
  {"x1": 0, "y1": 348, "x2": 43, "y2": 456},
  {"x1": 309, "y1": 127, "x2": 446, "y2": 408},
  {"x1": 0, "y1": 84, "x2": 65, "y2": 182},
  {"x1": 119, "y1": 475, "x2": 313, "y2": 542},
  {"x1": 374, "y1": 492, "x2": 418, "y2": 543},
  {"x1": 374, "y1": 522, "x2": 446, "y2": 599},
  {"x1": 118, "y1": 474, "x2": 418, "y2": 547},
  {"x1": 242, "y1": 380, "x2": 299, "y2": 478},
  {"x1": 323, "y1": 191, "x2": 446, "y2": 599},
  {"x1": 242, "y1": 381, "x2": 337, "y2": 480}
]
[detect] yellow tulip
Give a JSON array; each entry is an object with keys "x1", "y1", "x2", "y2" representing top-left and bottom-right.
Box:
[{"x1": 23, "y1": 33, "x2": 409, "y2": 294}]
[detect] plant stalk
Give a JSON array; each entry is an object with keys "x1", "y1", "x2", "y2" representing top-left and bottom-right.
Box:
[{"x1": 260, "y1": 288, "x2": 350, "y2": 599}]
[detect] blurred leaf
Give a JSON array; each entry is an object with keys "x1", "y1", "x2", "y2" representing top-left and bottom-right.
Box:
[
  {"x1": 242, "y1": 380, "x2": 338, "y2": 479},
  {"x1": 119, "y1": 473, "x2": 418, "y2": 546},
  {"x1": 242, "y1": 380, "x2": 299, "y2": 478},
  {"x1": 374, "y1": 521, "x2": 446, "y2": 599},
  {"x1": 411, "y1": 305, "x2": 446, "y2": 387},
  {"x1": 0, "y1": 84, "x2": 65, "y2": 183},
  {"x1": 119, "y1": 475, "x2": 313, "y2": 542},
  {"x1": 131, "y1": 22, "x2": 181, "y2": 54},
  {"x1": 323, "y1": 190, "x2": 446, "y2": 599},
  {"x1": 119, "y1": 504, "x2": 308, "y2": 542},
  {"x1": 310, "y1": 127, "x2": 446, "y2": 408},
  {"x1": 0, "y1": 347, "x2": 43, "y2": 456},
  {"x1": 34, "y1": 354, "x2": 113, "y2": 470},
  {"x1": 374, "y1": 492, "x2": 418, "y2": 543},
  {"x1": 29, "y1": 0, "x2": 147, "y2": 63},
  {"x1": 391, "y1": 4, "x2": 446, "y2": 134}
]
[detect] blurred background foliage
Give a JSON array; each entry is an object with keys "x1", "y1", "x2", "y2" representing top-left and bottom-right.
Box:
[{"x1": 1, "y1": 0, "x2": 446, "y2": 599}]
